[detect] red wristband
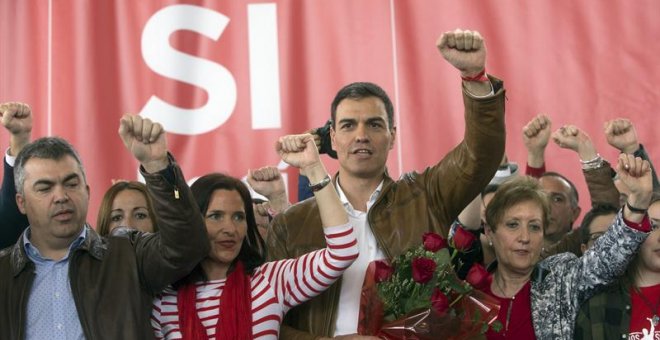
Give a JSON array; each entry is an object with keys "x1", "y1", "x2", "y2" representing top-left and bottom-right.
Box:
[
  {"x1": 461, "y1": 69, "x2": 489, "y2": 82},
  {"x1": 623, "y1": 213, "x2": 652, "y2": 233}
]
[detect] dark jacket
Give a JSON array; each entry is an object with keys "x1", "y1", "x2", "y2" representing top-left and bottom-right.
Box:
[
  {"x1": 267, "y1": 79, "x2": 506, "y2": 339},
  {"x1": 0, "y1": 157, "x2": 209, "y2": 340},
  {"x1": 574, "y1": 281, "x2": 631, "y2": 340}
]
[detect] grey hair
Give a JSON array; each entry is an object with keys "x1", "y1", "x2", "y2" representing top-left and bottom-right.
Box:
[{"x1": 14, "y1": 137, "x2": 87, "y2": 194}]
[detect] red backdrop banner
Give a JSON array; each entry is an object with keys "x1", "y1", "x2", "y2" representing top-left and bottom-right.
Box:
[{"x1": 1, "y1": 0, "x2": 659, "y2": 223}]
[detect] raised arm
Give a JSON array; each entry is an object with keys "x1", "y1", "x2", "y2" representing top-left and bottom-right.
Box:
[
  {"x1": 247, "y1": 166, "x2": 290, "y2": 215},
  {"x1": 522, "y1": 114, "x2": 552, "y2": 175},
  {"x1": 605, "y1": 118, "x2": 660, "y2": 191},
  {"x1": 437, "y1": 29, "x2": 490, "y2": 96},
  {"x1": 540, "y1": 124, "x2": 620, "y2": 258},
  {"x1": 1, "y1": 102, "x2": 32, "y2": 158},
  {"x1": 262, "y1": 134, "x2": 358, "y2": 314},
  {"x1": 551, "y1": 124, "x2": 620, "y2": 207},
  {"x1": 0, "y1": 102, "x2": 31, "y2": 249},
  {"x1": 117, "y1": 114, "x2": 209, "y2": 293},
  {"x1": 276, "y1": 134, "x2": 347, "y2": 228},
  {"x1": 422, "y1": 29, "x2": 505, "y2": 234},
  {"x1": 572, "y1": 153, "x2": 652, "y2": 303}
]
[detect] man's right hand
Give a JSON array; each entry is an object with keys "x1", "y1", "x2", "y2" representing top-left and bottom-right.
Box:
[
  {"x1": 522, "y1": 114, "x2": 552, "y2": 167},
  {"x1": 0, "y1": 102, "x2": 32, "y2": 156}
]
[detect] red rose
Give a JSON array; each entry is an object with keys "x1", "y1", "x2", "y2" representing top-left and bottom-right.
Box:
[
  {"x1": 465, "y1": 263, "x2": 490, "y2": 290},
  {"x1": 411, "y1": 257, "x2": 437, "y2": 284},
  {"x1": 422, "y1": 232, "x2": 447, "y2": 252},
  {"x1": 430, "y1": 287, "x2": 449, "y2": 317},
  {"x1": 373, "y1": 260, "x2": 394, "y2": 283},
  {"x1": 452, "y1": 227, "x2": 476, "y2": 251}
]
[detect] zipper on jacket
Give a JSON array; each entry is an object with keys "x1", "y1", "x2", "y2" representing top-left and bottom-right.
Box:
[{"x1": 171, "y1": 161, "x2": 180, "y2": 199}]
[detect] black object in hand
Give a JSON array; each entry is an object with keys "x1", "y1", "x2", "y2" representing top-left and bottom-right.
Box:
[{"x1": 315, "y1": 119, "x2": 337, "y2": 159}]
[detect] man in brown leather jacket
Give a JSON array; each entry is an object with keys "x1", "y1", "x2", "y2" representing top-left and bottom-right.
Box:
[
  {"x1": 267, "y1": 29, "x2": 506, "y2": 339},
  {"x1": 0, "y1": 114, "x2": 209, "y2": 339}
]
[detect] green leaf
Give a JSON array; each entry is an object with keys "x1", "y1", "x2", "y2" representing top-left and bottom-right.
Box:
[
  {"x1": 490, "y1": 320, "x2": 503, "y2": 333},
  {"x1": 481, "y1": 323, "x2": 489, "y2": 334},
  {"x1": 472, "y1": 309, "x2": 482, "y2": 324}
]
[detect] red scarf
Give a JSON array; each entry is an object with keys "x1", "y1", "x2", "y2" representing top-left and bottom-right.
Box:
[{"x1": 177, "y1": 261, "x2": 253, "y2": 340}]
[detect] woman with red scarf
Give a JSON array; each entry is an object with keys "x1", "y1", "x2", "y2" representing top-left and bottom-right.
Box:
[{"x1": 151, "y1": 134, "x2": 358, "y2": 339}]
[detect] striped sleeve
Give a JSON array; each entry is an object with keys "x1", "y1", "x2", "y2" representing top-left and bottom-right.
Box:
[
  {"x1": 259, "y1": 222, "x2": 358, "y2": 311},
  {"x1": 151, "y1": 293, "x2": 165, "y2": 339}
]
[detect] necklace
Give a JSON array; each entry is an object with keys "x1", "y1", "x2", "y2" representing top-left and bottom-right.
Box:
[
  {"x1": 494, "y1": 275, "x2": 515, "y2": 333},
  {"x1": 635, "y1": 288, "x2": 660, "y2": 326},
  {"x1": 494, "y1": 274, "x2": 515, "y2": 298}
]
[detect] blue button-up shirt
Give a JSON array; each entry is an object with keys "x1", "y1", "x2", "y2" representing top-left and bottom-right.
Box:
[{"x1": 23, "y1": 226, "x2": 87, "y2": 340}]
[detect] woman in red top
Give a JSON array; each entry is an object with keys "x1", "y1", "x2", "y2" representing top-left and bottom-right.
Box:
[{"x1": 482, "y1": 153, "x2": 653, "y2": 339}]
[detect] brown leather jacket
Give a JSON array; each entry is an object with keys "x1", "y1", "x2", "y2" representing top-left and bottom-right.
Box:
[
  {"x1": 267, "y1": 79, "x2": 506, "y2": 339},
  {"x1": 0, "y1": 157, "x2": 209, "y2": 340}
]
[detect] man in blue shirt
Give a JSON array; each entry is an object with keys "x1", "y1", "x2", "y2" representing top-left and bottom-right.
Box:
[{"x1": 0, "y1": 113, "x2": 209, "y2": 339}]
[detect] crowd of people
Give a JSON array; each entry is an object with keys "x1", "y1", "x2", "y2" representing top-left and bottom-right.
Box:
[{"x1": 0, "y1": 28, "x2": 657, "y2": 340}]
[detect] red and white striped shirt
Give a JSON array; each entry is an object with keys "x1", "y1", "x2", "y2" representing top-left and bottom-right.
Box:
[{"x1": 151, "y1": 223, "x2": 358, "y2": 339}]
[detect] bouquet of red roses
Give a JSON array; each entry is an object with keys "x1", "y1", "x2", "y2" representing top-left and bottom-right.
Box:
[{"x1": 358, "y1": 230, "x2": 500, "y2": 339}]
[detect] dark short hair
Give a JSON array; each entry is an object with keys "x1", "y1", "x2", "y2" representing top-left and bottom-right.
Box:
[
  {"x1": 14, "y1": 137, "x2": 86, "y2": 194},
  {"x1": 330, "y1": 82, "x2": 394, "y2": 130},
  {"x1": 578, "y1": 204, "x2": 619, "y2": 244},
  {"x1": 540, "y1": 171, "x2": 579, "y2": 207},
  {"x1": 96, "y1": 181, "x2": 158, "y2": 236},
  {"x1": 485, "y1": 176, "x2": 551, "y2": 233},
  {"x1": 176, "y1": 173, "x2": 266, "y2": 287}
]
